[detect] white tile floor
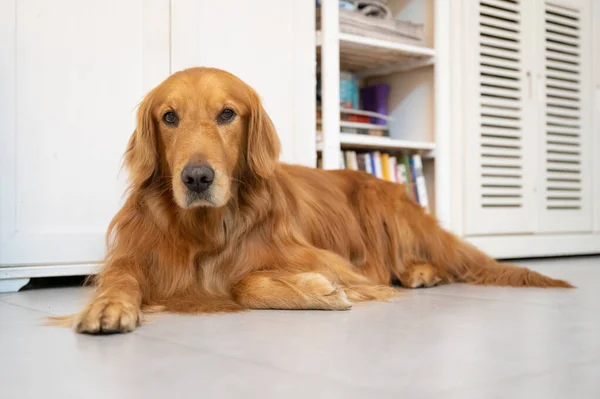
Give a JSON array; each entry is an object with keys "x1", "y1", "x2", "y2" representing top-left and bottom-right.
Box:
[{"x1": 1, "y1": 256, "x2": 599, "y2": 399}]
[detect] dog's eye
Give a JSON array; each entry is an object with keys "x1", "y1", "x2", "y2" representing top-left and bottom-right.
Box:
[
  {"x1": 163, "y1": 111, "x2": 179, "y2": 126},
  {"x1": 217, "y1": 108, "x2": 236, "y2": 124}
]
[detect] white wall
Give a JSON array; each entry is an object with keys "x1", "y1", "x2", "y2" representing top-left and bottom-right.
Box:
[
  {"x1": 171, "y1": 0, "x2": 316, "y2": 167},
  {"x1": 0, "y1": 0, "x2": 316, "y2": 270}
]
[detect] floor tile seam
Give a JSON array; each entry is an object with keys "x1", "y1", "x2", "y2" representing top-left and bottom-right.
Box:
[{"x1": 0, "y1": 299, "x2": 56, "y2": 316}]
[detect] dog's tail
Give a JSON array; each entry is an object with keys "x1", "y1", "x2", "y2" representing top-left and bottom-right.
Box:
[{"x1": 422, "y1": 218, "x2": 573, "y2": 288}]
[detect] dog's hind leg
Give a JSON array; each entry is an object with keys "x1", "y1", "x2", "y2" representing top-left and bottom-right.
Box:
[
  {"x1": 353, "y1": 179, "x2": 572, "y2": 288},
  {"x1": 397, "y1": 263, "x2": 445, "y2": 288}
]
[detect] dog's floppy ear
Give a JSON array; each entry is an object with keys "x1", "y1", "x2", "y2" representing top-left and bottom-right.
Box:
[
  {"x1": 124, "y1": 91, "x2": 158, "y2": 187},
  {"x1": 247, "y1": 95, "x2": 281, "y2": 179}
]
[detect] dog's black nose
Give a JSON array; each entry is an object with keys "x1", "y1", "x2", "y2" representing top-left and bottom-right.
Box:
[{"x1": 181, "y1": 164, "x2": 215, "y2": 193}]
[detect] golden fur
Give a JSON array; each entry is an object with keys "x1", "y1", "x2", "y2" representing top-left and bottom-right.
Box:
[{"x1": 63, "y1": 68, "x2": 572, "y2": 334}]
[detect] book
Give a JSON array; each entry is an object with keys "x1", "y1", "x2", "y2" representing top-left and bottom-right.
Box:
[
  {"x1": 369, "y1": 152, "x2": 377, "y2": 176},
  {"x1": 364, "y1": 153, "x2": 373, "y2": 175},
  {"x1": 410, "y1": 161, "x2": 419, "y2": 203},
  {"x1": 381, "y1": 153, "x2": 390, "y2": 181},
  {"x1": 357, "y1": 153, "x2": 367, "y2": 172},
  {"x1": 400, "y1": 154, "x2": 417, "y2": 202},
  {"x1": 340, "y1": 71, "x2": 359, "y2": 109},
  {"x1": 340, "y1": 151, "x2": 346, "y2": 169},
  {"x1": 411, "y1": 154, "x2": 430, "y2": 213},
  {"x1": 347, "y1": 151, "x2": 359, "y2": 170},
  {"x1": 397, "y1": 163, "x2": 408, "y2": 184},
  {"x1": 372, "y1": 151, "x2": 383, "y2": 179},
  {"x1": 389, "y1": 156, "x2": 398, "y2": 183}
]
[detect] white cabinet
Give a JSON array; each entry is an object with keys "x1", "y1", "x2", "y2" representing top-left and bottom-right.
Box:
[
  {"x1": 458, "y1": 0, "x2": 600, "y2": 257},
  {"x1": 0, "y1": 0, "x2": 316, "y2": 290},
  {"x1": 0, "y1": 0, "x2": 171, "y2": 268},
  {"x1": 534, "y1": 0, "x2": 594, "y2": 233},
  {"x1": 463, "y1": 0, "x2": 538, "y2": 236}
]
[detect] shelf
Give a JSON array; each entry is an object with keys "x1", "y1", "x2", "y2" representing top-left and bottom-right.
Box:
[
  {"x1": 317, "y1": 132, "x2": 435, "y2": 152},
  {"x1": 341, "y1": 121, "x2": 388, "y2": 130},
  {"x1": 316, "y1": 31, "x2": 435, "y2": 77},
  {"x1": 341, "y1": 108, "x2": 394, "y2": 121},
  {"x1": 318, "y1": 120, "x2": 389, "y2": 131}
]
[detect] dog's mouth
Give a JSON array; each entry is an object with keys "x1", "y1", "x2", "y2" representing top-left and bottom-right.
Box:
[
  {"x1": 185, "y1": 191, "x2": 216, "y2": 208},
  {"x1": 178, "y1": 186, "x2": 231, "y2": 209}
]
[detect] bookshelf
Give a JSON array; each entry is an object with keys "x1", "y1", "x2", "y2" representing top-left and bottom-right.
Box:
[
  {"x1": 314, "y1": 0, "x2": 600, "y2": 259},
  {"x1": 316, "y1": 0, "x2": 451, "y2": 225},
  {"x1": 315, "y1": 31, "x2": 436, "y2": 78},
  {"x1": 317, "y1": 132, "x2": 435, "y2": 153}
]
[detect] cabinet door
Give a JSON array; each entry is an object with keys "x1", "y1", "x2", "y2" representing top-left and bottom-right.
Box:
[
  {"x1": 534, "y1": 0, "x2": 593, "y2": 233},
  {"x1": 0, "y1": 0, "x2": 170, "y2": 265},
  {"x1": 171, "y1": 0, "x2": 316, "y2": 167},
  {"x1": 463, "y1": 0, "x2": 537, "y2": 235}
]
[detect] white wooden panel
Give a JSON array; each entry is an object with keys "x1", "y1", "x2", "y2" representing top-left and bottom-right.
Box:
[
  {"x1": 536, "y1": 0, "x2": 593, "y2": 233},
  {"x1": 464, "y1": 0, "x2": 537, "y2": 235},
  {"x1": 0, "y1": 0, "x2": 170, "y2": 265},
  {"x1": 433, "y1": 0, "x2": 453, "y2": 229},
  {"x1": 171, "y1": 0, "x2": 316, "y2": 167},
  {"x1": 292, "y1": 1, "x2": 318, "y2": 168},
  {"x1": 594, "y1": 0, "x2": 600, "y2": 233},
  {"x1": 319, "y1": 0, "x2": 341, "y2": 170}
]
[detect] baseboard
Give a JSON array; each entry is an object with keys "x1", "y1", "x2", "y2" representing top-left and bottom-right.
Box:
[
  {"x1": 466, "y1": 234, "x2": 600, "y2": 259},
  {"x1": 0, "y1": 263, "x2": 100, "y2": 280}
]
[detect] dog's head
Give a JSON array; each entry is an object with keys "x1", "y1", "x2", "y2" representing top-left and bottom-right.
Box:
[{"x1": 125, "y1": 68, "x2": 280, "y2": 209}]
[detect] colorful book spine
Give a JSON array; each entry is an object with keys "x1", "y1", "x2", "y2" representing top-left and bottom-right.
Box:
[
  {"x1": 357, "y1": 153, "x2": 367, "y2": 172},
  {"x1": 389, "y1": 156, "x2": 398, "y2": 183},
  {"x1": 372, "y1": 151, "x2": 383, "y2": 179},
  {"x1": 364, "y1": 153, "x2": 373, "y2": 175},
  {"x1": 397, "y1": 163, "x2": 408, "y2": 184},
  {"x1": 349, "y1": 151, "x2": 359, "y2": 170},
  {"x1": 381, "y1": 153, "x2": 390, "y2": 181},
  {"x1": 400, "y1": 154, "x2": 416, "y2": 202},
  {"x1": 411, "y1": 154, "x2": 430, "y2": 213},
  {"x1": 369, "y1": 152, "x2": 377, "y2": 176}
]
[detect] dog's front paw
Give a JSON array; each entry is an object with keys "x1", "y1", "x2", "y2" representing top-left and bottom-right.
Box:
[
  {"x1": 323, "y1": 286, "x2": 353, "y2": 310},
  {"x1": 76, "y1": 296, "x2": 141, "y2": 334},
  {"x1": 295, "y1": 272, "x2": 353, "y2": 310}
]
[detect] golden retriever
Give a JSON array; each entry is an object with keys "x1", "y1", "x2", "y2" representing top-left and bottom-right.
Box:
[{"x1": 69, "y1": 67, "x2": 571, "y2": 334}]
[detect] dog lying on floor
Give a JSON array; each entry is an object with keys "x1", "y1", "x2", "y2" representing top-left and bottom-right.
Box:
[{"x1": 66, "y1": 67, "x2": 572, "y2": 334}]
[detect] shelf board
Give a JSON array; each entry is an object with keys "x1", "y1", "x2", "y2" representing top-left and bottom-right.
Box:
[
  {"x1": 340, "y1": 108, "x2": 394, "y2": 121},
  {"x1": 318, "y1": 120, "x2": 389, "y2": 131},
  {"x1": 317, "y1": 132, "x2": 435, "y2": 152},
  {"x1": 341, "y1": 121, "x2": 388, "y2": 130},
  {"x1": 316, "y1": 31, "x2": 435, "y2": 77}
]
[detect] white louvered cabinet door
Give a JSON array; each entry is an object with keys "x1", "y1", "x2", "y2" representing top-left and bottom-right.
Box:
[
  {"x1": 535, "y1": 0, "x2": 593, "y2": 233},
  {"x1": 463, "y1": 0, "x2": 537, "y2": 235}
]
